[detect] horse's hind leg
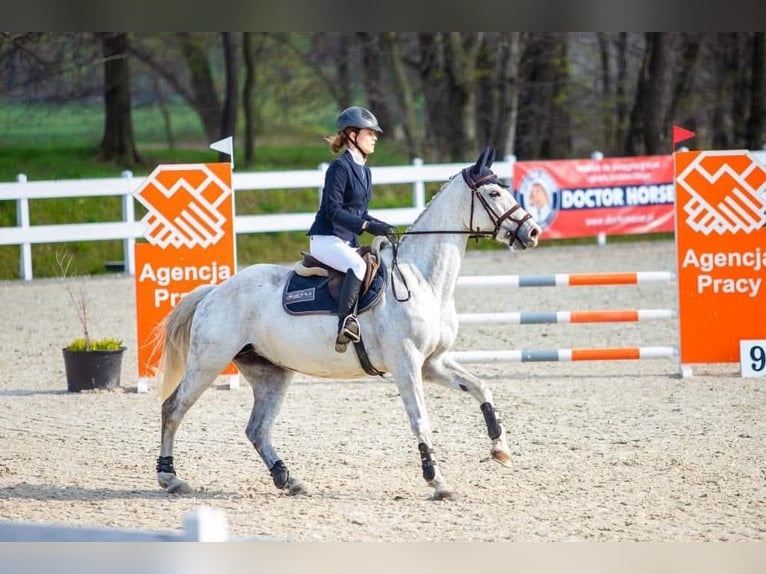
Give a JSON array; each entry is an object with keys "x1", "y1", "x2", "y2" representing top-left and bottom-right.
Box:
[
  {"x1": 158, "y1": 364, "x2": 223, "y2": 494},
  {"x1": 423, "y1": 354, "x2": 512, "y2": 466},
  {"x1": 234, "y1": 351, "x2": 304, "y2": 495}
]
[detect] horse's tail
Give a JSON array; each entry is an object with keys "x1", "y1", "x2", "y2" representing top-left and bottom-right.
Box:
[{"x1": 154, "y1": 284, "x2": 216, "y2": 402}]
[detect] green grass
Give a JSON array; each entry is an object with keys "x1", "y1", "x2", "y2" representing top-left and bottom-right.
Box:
[{"x1": 0, "y1": 101, "x2": 205, "y2": 149}]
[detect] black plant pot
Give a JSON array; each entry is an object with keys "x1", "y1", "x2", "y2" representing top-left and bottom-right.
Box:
[{"x1": 62, "y1": 347, "x2": 126, "y2": 392}]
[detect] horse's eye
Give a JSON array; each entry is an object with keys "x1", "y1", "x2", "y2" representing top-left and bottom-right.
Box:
[{"x1": 488, "y1": 191, "x2": 501, "y2": 198}]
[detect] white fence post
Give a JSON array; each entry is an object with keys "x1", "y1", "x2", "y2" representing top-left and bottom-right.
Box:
[
  {"x1": 121, "y1": 170, "x2": 136, "y2": 275},
  {"x1": 15, "y1": 174, "x2": 32, "y2": 281},
  {"x1": 412, "y1": 157, "x2": 425, "y2": 209},
  {"x1": 317, "y1": 162, "x2": 328, "y2": 207}
]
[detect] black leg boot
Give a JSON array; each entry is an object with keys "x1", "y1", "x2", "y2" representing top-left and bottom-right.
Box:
[{"x1": 335, "y1": 270, "x2": 363, "y2": 353}]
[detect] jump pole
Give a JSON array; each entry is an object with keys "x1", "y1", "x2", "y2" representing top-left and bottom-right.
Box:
[
  {"x1": 451, "y1": 346, "x2": 678, "y2": 363},
  {"x1": 456, "y1": 271, "x2": 674, "y2": 288},
  {"x1": 454, "y1": 270, "x2": 677, "y2": 363},
  {"x1": 457, "y1": 308, "x2": 675, "y2": 325}
]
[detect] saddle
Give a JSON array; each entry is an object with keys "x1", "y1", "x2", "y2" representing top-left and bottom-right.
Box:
[{"x1": 292, "y1": 235, "x2": 386, "y2": 301}]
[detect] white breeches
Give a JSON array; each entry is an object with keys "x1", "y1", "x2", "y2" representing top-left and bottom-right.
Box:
[{"x1": 309, "y1": 235, "x2": 366, "y2": 281}]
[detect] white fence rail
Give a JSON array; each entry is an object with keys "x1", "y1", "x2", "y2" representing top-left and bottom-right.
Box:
[{"x1": 0, "y1": 157, "x2": 514, "y2": 280}]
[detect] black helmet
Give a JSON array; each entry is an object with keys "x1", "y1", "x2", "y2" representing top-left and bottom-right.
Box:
[{"x1": 336, "y1": 106, "x2": 383, "y2": 134}]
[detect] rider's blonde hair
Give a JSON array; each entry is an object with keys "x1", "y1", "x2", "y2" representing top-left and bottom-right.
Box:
[{"x1": 324, "y1": 129, "x2": 354, "y2": 154}]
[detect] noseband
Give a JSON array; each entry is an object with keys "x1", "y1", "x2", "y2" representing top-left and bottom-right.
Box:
[{"x1": 461, "y1": 168, "x2": 533, "y2": 243}]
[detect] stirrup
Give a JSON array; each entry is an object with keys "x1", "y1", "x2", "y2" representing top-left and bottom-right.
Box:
[{"x1": 335, "y1": 315, "x2": 360, "y2": 353}]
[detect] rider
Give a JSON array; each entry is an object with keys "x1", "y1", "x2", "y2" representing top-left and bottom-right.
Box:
[{"x1": 307, "y1": 106, "x2": 395, "y2": 353}]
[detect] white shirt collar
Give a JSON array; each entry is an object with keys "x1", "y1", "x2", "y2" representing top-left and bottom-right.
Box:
[{"x1": 347, "y1": 147, "x2": 366, "y2": 166}]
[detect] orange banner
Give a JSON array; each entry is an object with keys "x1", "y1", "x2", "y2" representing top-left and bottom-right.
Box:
[
  {"x1": 133, "y1": 163, "x2": 237, "y2": 378},
  {"x1": 674, "y1": 150, "x2": 766, "y2": 364}
]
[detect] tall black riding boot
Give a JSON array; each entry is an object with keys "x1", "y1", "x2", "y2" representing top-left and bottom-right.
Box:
[{"x1": 335, "y1": 270, "x2": 363, "y2": 353}]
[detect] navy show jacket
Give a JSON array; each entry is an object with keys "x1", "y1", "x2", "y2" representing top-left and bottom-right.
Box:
[{"x1": 307, "y1": 151, "x2": 373, "y2": 247}]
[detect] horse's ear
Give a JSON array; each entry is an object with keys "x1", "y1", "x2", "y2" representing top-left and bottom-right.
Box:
[
  {"x1": 470, "y1": 146, "x2": 497, "y2": 178},
  {"x1": 472, "y1": 147, "x2": 492, "y2": 175},
  {"x1": 484, "y1": 147, "x2": 496, "y2": 169},
  {"x1": 472, "y1": 150, "x2": 482, "y2": 173}
]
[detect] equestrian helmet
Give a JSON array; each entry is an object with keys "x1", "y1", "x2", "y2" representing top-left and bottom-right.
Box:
[{"x1": 336, "y1": 106, "x2": 383, "y2": 134}]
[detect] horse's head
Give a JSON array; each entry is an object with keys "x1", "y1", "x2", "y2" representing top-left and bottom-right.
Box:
[{"x1": 461, "y1": 147, "x2": 541, "y2": 250}]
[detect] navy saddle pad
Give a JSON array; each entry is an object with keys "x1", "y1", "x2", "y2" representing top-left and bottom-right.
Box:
[{"x1": 282, "y1": 264, "x2": 386, "y2": 316}]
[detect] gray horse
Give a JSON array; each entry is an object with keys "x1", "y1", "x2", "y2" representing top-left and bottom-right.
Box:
[{"x1": 154, "y1": 148, "x2": 541, "y2": 500}]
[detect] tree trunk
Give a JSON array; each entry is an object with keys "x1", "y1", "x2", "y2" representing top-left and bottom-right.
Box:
[
  {"x1": 641, "y1": 33, "x2": 670, "y2": 154},
  {"x1": 97, "y1": 32, "x2": 140, "y2": 167},
  {"x1": 335, "y1": 33, "x2": 352, "y2": 109},
  {"x1": 242, "y1": 32, "x2": 256, "y2": 166},
  {"x1": 417, "y1": 32, "x2": 450, "y2": 161},
  {"x1": 614, "y1": 32, "x2": 629, "y2": 153},
  {"x1": 711, "y1": 33, "x2": 732, "y2": 148},
  {"x1": 496, "y1": 33, "x2": 522, "y2": 158},
  {"x1": 443, "y1": 32, "x2": 483, "y2": 160},
  {"x1": 151, "y1": 73, "x2": 174, "y2": 149},
  {"x1": 597, "y1": 32, "x2": 612, "y2": 149},
  {"x1": 474, "y1": 39, "x2": 494, "y2": 150},
  {"x1": 549, "y1": 36, "x2": 572, "y2": 158},
  {"x1": 515, "y1": 33, "x2": 570, "y2": 159},
  {"x1": 745, "y1": 32, "x2": 765, "y2": 150},
  {"x1": 730, "y1": 34, "x2": 750, "y2": 147},
  {"x1": 711, "y1": 33, "x2": 750, "y2": 149},
  {"x1": 664, "y1": 33, "x2": 701, "y2": 130},
  {"x1": 218, "y1": 32, "x2": 238, "y2": 159},
  {"x1": 381, "y1": 32, "x2": 422, "y2": 159},
  {"x1": 177, "y1": 32, "x2": 221, "y2": 143},
  {"x1": 357, "y1": 33, "x2": 392, "y2": 135},
  {"x1": 625, "y1": 33, "x2": 670, "y2": 155}
]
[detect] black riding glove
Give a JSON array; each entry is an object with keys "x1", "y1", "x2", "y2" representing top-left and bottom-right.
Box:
[{"x1": 365, "y1": 219, "x2": 395, "y2": 237}]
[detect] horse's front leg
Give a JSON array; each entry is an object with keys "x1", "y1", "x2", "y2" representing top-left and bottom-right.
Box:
[
  {"x1": 389, "y1": 348, "x2": 456, "y2": 501},
  {"x1": 423, "y1": 354, "x2": 512, "y2": 466}
]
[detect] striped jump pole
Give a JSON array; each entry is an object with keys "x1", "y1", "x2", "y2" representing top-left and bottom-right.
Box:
[
  {"x1": 451, "y1": 346, "x2": 678, "y2": 363},
  {"x1": 453, "y1": 270, "x2": 677, "y2": 364},
  {"x1": 457, "y1": 308, "x2": 675, "y2": 325},
  {"x1": 456, "y1": 271, "x2": 675, "y2": 288}
]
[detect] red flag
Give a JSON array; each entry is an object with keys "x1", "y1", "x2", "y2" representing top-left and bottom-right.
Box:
[{"x1": 672, "y1": 125, "x2": 696, "y2": 145}]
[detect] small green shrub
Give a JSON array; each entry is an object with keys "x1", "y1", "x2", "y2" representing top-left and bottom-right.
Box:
[{"x1": 65, "y1": 337, "x2": 124, "y2": 352}]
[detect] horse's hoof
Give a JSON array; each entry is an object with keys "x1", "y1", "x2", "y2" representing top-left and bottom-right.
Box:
[
  {"x1": 285, "y1": 477, "x2": 307, "y2": 496},
  {"x1": 430, "y1": 485, "x2": 457, "y2": 501},
  {"x1": 491, "y1": 447, "x2": 512, "y2": 467},
  {"x1": 158, "y1": 472, "x2": 191, "y2": 494}
]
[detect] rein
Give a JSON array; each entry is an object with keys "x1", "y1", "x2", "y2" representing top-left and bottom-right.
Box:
[{"x1": 388, "y1": 168, "x2": 533, "y2": 302}]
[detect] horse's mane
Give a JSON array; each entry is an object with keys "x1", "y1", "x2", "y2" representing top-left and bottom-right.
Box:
[
  {"x1": 400, "y1": 175, "x2": 457, "y2": 242},
  {"x1": 402, "y1": 171, "x2": 506, "y2": 241}
]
